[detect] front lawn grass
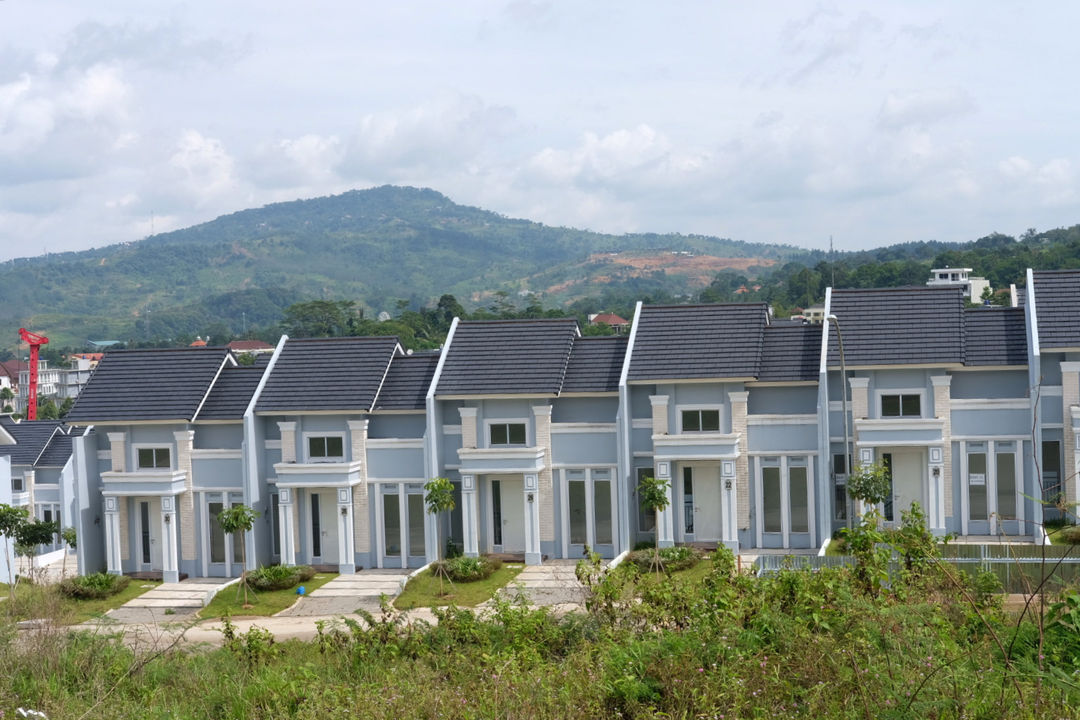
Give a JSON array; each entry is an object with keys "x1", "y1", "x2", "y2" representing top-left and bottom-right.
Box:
[
  {"x1": 669, "y1": 556, "x2": 713, "y2": 584},
  {"x1": 0, "y1": 579, "x2": 162, "y2": 624},
  {"x1": 200, "y1": 572, "x2": 337, "y2": 619},
  {"x1": 395, "y1": 564, "x2": 523, "y2": 609}
]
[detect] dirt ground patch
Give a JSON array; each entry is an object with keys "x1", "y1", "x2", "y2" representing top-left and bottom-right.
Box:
[{"x1": 544, "y1": 252, "x2": 775, "y2": 294}]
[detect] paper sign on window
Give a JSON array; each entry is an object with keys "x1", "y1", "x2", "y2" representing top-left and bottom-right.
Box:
[{"x1": 968, "y1": 473, "x2": 986, "y2": 486}]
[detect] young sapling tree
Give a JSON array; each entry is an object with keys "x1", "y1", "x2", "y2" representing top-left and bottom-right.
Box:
[{"x1": 218, "y1": 504, "x2": 260, "y2": 607}]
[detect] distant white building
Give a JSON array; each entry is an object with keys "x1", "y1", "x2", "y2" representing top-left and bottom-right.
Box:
[
  {"x1": 16, "y1": 357, "x2": 93, "y2": 413},
  {"x1": 927, "y1": 267, "x2": 991, "y2": 301}
]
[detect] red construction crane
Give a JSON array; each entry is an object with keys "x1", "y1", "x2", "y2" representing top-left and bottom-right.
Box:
[{"x1": 18, "y1": 328, "x2": 49, "y2": 421}]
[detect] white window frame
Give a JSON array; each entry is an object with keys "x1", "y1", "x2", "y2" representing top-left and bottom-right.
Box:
[
  {"x1": 132, "y1": 443, "x2": 172, "y2": 470},
  {"x1": 676, "y1": 404, "x2": 724, "y2": 434},
  {"x1": 875, "y1": 388, "x2": 926, "y2": 419},
  {"x1": 484, "y1": 418, "x2": 530, "y2": 448},
  {"x1": 12, "y1": 474, "x2": 24, "y2": 493},
  {"x1": 303, "y1": 432, "x2": 346, "y2": 463}
]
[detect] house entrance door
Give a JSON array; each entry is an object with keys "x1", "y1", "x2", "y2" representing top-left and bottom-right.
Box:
[
  {"x1": 491, "y1": 475, "x2": 525, "y2": 553},
  {"x1": 883, "y1": 450, "x2": 925, "y2": 525},
  {"x1": 136, "y1": 498, "x2": 162, "y2": 572}
]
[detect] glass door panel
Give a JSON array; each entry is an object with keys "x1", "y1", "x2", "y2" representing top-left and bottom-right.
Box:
[
  {"x1": 789, "y1": 465, "x2": 809, "y2": 533},
  {"x1": 568, "y1": 480, "x2": 587, "y2": 545},
  {"x1": 762, "y1": 466, "x2": 782, "y2": 533},
  {"x1": 996, "y1": 452, "x2": 1016, "y2": 519},
  {"x1": 384, "y1": 492, "x2": 401, "y2": 558},
  {"x1": 594, "y1": 479, "x2": 612, "y2": 545},
  {"x1": 407, "y1": 493, "x2": 425, "y2": 556},
  {"x1": 968, "y1": 452, "x2": 987, "y2": 521}
]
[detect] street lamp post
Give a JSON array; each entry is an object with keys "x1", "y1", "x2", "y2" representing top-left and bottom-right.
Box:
[{"x1": 826, "y1": 314, "x2": 852, "y2": 528}]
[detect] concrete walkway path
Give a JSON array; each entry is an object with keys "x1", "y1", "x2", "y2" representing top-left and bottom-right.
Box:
[
  {"x1": 276, "y1": 569, "x2": 411, "y2": 617},
  {"x1": 106, "y1": 577, "x2": 237, "y2": 624},
  {"x1": 496, "y1": 560, "x2": 585, "y2": 606}
]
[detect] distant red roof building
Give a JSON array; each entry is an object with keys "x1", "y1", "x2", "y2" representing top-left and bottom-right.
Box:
[
  {"x1": 189, "y1": 337, "x2": 208, "y2": 347},
  {"x1": 227, "y1": 339, "x2": 275, "y2": 354},
  {"x1": 588, "y1": 313, "x2": 630, "y2": 333}
]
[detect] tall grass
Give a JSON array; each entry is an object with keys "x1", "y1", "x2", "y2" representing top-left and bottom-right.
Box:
[{"x1": 0, "y1": 546, "x2": 1077, "y2": 718}]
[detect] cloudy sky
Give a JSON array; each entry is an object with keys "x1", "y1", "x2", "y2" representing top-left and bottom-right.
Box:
[{"x1": 2, "y1": 2, "x2": 1079, "y2": 261}]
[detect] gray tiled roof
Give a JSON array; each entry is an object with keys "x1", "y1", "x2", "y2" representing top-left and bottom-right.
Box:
[
  {"x1": 562, "y1": 336, "x2": 628, "y2": 393},
  {"x1": 0, "y1": 417, "x2": 67, "y2": 466},
  {"x1": 37, "y1": 426, "x2": 79, "y2": 467},
  {"x1": 436, "y1": 319, "x2": 579, "y2": 396},
  {"x1": 373, "y1": 353, "x2": 440, "y2": 411},
  {"x1": 255, "y1": 336, "x2": 400, "y2": 413},
  {"x1": 964, "y1": 308, "x2": 1028, "y2": 366},
  {"x1": 65, "y1": 348, "x2": 231, "y2": 422},
  {"x1": 1033, "y1": 270, "x2": 1080, "y2": 349},
  {"x1": 827, "y1": 287, "x2": 965, "y2": 367},
  {"x1": 197, "y1": 365, "x2": 267, "y2": 420},
  {"x1": 758, "y1": 324, "x2": 821, "y2": 382},
  {"x1": 627, "y1": 304, "x2": 768, "y2": 382}
]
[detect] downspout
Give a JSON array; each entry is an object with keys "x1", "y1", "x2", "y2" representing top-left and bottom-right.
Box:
[
  {"x1": 617, "y1": 301, "x2": 643, "y2": 555},
  {"x1": 241, "y1": 334, "x2": 288, "y2": 570}
]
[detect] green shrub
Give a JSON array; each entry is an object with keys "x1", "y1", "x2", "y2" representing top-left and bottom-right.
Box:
[
  {"x1": 1058, "y1": 524, "x2": 1080, "y2": 544},
  {"x1": 628, "y1": 545, "x2": 700, "y2": 571},
  {"x1": 432, "y1": 554, "x2": 502, "y2": 583},
  {"x1": 59, "y1": 572, "x2": 131, "y2": 599},
  {"x1": 248, "y1": 564, "x2": 316, "y2": 591}
]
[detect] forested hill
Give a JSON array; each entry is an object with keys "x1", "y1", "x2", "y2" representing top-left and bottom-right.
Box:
[
  {"x1": 721, "y1": 225, "x2": 1080, "y2": 313},
  {"x1": 0, "y1": 186, "x2": 807, "y2": 348},
  {"x1": 1, "y1": 184, "x2": 1079, "y2": 352}
]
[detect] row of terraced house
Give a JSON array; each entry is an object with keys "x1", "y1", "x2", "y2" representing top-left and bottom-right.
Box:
[{"x1": 1, "y1": 269, "x2": 1078, "y2": 582}]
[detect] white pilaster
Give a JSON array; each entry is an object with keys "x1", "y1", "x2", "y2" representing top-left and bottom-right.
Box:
[
  {"x1": 106, "y1": 432, "x2": 127, "y2": 472},
  {"x1": 278, "y1": 422, "x2": 297, "y2": 463},
  {"x1": 461, "y1": 474, "x2": 479, "y2": 557},
  {"x1": 523, "y1": 473, "x2": 541, "y2": 565},
  {"x1": 397, "y1": 483, "x2": 407, "y2": 570},
  {"x1": 721, "y1": 459, "x2": 737, "y2": 546},
  {"x1": 459, "y1": 408, "x2": 478, "y2": 449},
  {"x1": 104, "y1": 495, "x2": 122, "y2": 575},
  {"x1": 336, "y1": 486, "x2": 354, "y2": 575},
  {"x1": 160, "y1": 495, "x2": 179, "y2": 583},
  {"x1": 278, "y1": 488, "x2": 296, "y2": 566}
]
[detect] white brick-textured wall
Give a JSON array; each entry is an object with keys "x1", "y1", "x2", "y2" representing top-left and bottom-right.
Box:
[
  {"x1": 353, "y1": 487, "x2": 369, "y2": 553},
  {"x1": 729, "y1": 391, "x2": 750, "y2": 530},
  {"x1": 278, "y1": 422, "x2": 297, "y2": 463},
  {"x1": 650, "y1": 395, "x2": 669, "y2": 435},
  {"x1": 348, "y1": 419, "x2": 370, "y2": 553},
  {"x1": 533, "y1": 406, "x2": 554, "y2": 542},
  {"x1": 931, "y1": 375, "x2": 953, "y2": 517},
  {"x1": 849, "y1": 378, "x2": 869, "y2": 422},
  {"x1": 459, "y1": 407, "x2": 478, "y2": 449},
  {"x1": 174, "y1": 430, "x2": 196, "y2": 561},
  {"x1": 25, "y1": 470, "x2": 35, "y2": 517},
  {"x1": 107, "y1": 432, "x2": 126, "y2": 473}
]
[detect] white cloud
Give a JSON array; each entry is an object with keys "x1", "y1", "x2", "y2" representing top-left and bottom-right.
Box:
[
  {"x1": 339, "y1": 94, "x2": 516, "y2": 179},
  {"x1": 167, "y1": 130, "x2": 240, "y2": 206},
  {"x1": 878, "y1": 87, "x2": 975, "y2": 130}
]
